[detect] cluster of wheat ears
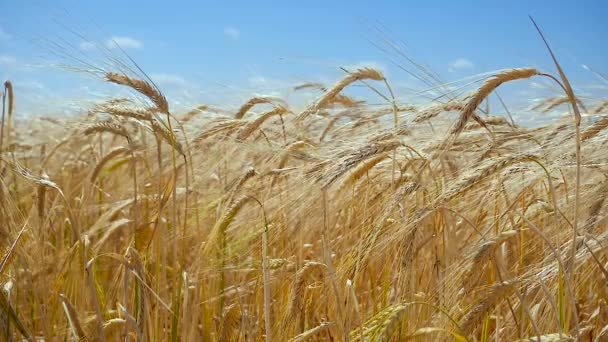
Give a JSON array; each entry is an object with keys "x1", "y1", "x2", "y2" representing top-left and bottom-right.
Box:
[{"x1": 0, "y1": 28, "x2": 608, "y2": 342}]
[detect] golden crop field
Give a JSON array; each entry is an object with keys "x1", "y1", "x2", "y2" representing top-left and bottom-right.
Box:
[{"x1": 0, "y1": 16, "x2": 607, "y2": 342}]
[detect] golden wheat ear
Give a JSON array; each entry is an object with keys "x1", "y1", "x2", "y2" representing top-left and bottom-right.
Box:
[
  {"x1": 105, "y1": 72, "x2": 169, "y2": 113},
  {"x1": 296, "y1": 67, "x2": 384, "y2": 122}
]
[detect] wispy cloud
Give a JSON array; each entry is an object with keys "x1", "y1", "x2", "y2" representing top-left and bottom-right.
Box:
[
  {"x1": 79, "y1": 41, "x2": 96, "y2": 51},
  {"x1": 0, "y1": 55, "x2": 17, "y2": 66},
  {"x1": 448, "y1": 58, "x2": 474, "y2": 72},
  {"x1": 0, "y1": 27, "x2": 11, "y2": 41},
  {"x1": 105, "y1": 36, "x2": 143, "y2": 49},
  {"x1": 224, "y1": 27, "x2": 240, "y2": 40}
]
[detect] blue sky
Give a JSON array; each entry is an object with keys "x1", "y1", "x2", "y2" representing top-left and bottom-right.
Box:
[{"x1": 0, "y1": 0, "x2": 606, "y2": 115}]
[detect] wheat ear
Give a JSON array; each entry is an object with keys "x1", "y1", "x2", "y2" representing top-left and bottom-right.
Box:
[
  {"x1": 237, "y1": 106, "x2": 288, "y2": 140},
  {"x1": 234, "y1": 96, "x2": 281, "y2": 119},
  {"x1": 297, "y1": 68, "x2": 384, "y2": 121},
  {"x1": 105, "y1": 72, "x2": 169, "y2": 113},
  {"x1": 451, "y1": 68, "x2": 539, "y2": 139}
]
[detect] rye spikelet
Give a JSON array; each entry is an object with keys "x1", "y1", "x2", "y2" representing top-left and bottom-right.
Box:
[
  {"x1": 105, "y1": 72, "x2": 169, "y2": 113},
  {"x1": 237, "y1": 106, "x2": 288, "y2": 140}
]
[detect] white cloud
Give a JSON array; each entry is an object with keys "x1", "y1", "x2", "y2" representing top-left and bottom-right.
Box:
[
  {"x1": 0, "y1": 55, "x2": 16, "y2": 66},
  {"x1": 0, "y1": 27, "x2": 11, "y2": 41},
  {"x1": 224, "y1": 27, "x2": 240, "y2": 40},
  {"x1": 448, "y1": 58, "x2": 474, "y2": 72},
  {"x1": 80, "y1": 41, "x2": 96, "y2": 51},
  {"x1": 105, "y1": 36, "x2": 143, "y2": 49}
]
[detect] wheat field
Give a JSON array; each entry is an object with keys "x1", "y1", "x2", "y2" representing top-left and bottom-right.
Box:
[{"x1": 0, "y1": 26, "x2": 607, "y2": 342}]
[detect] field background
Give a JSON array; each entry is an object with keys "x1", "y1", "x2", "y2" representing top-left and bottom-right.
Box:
[{"x1": 0, "y1": 1, "x2": 607, "y2": 341}]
